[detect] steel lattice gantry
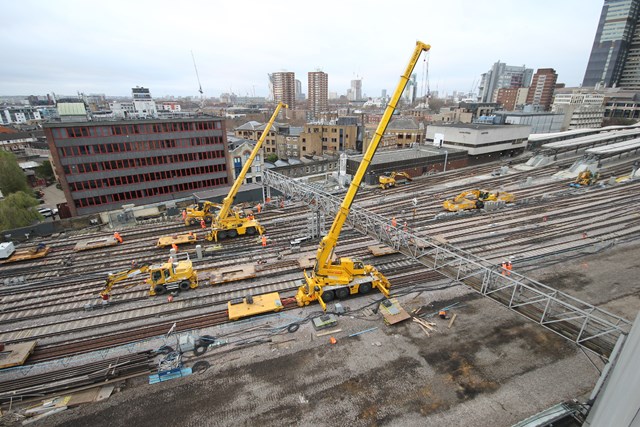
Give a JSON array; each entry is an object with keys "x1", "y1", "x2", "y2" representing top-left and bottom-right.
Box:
[{"x1": 263, "y1": 169, "x2": 631, "y2": 360}]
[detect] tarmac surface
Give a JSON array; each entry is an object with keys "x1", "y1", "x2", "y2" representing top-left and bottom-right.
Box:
[
  {"x1": 33, "y1": 242, "x2": 639, "y2": 427},
  {"x1": 39, "y1": 183, "x2": 66, "y2": 210}
]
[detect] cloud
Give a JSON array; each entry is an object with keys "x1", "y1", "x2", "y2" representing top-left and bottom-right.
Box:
[{"x1": 1, "y1": 0, "x2": 602, "y2": 97}]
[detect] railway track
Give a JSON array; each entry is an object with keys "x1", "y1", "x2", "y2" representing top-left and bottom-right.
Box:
[{"x1": 0, "y1": 154, "x2": 638, "y2": 403}]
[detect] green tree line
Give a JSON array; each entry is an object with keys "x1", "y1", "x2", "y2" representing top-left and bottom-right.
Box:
[{"x1": 0, "y1": 151, "x2": 43, "y2": 232}]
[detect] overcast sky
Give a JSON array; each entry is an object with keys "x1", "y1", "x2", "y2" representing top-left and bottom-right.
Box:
[{"x1": 2, "y1": 0, "x2": 603, "y2": 99}]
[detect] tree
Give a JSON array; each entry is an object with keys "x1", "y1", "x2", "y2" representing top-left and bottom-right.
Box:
[
  {"x1": 0, "y1": 151, "x2": 31, "y2": 195},
  {"x1": 428, "y1": 97, "x2": 446, "y2": 114},
  {"x1": 0, "y1": 191, "x2": 42, "y2": 232},
  {"x1": 35, "y1": 160, "x2": 55, "y2": 183},
  {"x1": 266, "y1": 154, "x2": 279, "y2": 163}
]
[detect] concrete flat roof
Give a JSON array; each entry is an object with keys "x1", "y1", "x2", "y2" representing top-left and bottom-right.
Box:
[
  {"x1": 349, "y1": 145, "x2": 467, "y2": 165},
  {"x1": 586, "y1": 137, "x2": 640, "y2": 156},
  {"x1": 43, "y1": 115, "x2": 223, "y2": 128},
  {"x1": 541, "y1": 128, "x2": 640, "y2": 150},
  {"x1": 429, "y1": 123, "x2": 530, "y2": 131},
  {"x1": 193, "y1": 183, "x2": 262, "y2": 200}
]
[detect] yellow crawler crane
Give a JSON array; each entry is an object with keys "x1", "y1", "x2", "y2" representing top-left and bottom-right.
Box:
[
  {"x1": 442, "y1": 189, "x2": 515, "y2": 212},
  {"x1": 206, "y1": 103, "x2": 287, "y2": 242},
  {"x1": 296, "y1": 41, "x2": 431, "y2": 310},
  {"x1": 379, "y1": 171, "x2": 412, "y2": 189}
]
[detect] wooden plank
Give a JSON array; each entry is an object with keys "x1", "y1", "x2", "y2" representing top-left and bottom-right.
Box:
[
  {"x1": 316, "y1": 329, "x2": 342, "y2": 337},
  {"x1": 368, "y1": 244, "x2": 398, "y2": 256},
  {"x1": 379, "y1": 299, "x2": 411, "y2": 325},
  {"x1": 0, "y1": 341, "x2": 37, "y2": 369},
  {"x1": 1, "y1": 247, "x2": 50, "y2": 263},
  {"x1": 74, "y1": 237, "x2": 118, "y2": 252},
  {"x1": 66, "y1": 389, "x2": 99, "y2": 406},
  {"x1": 204, "y1": 264, "x2": 256, "y2": 284},
  {"x1": 448, "y1": 313, "x2": 458, "y2": 329}
]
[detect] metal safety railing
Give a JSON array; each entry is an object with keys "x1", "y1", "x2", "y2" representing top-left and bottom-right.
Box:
[{"x1": 263, "y1": 169, "x2": 631, "y2": 359}]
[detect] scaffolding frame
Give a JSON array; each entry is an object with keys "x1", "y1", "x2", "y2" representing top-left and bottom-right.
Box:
[{"x1": 263, "y1": 169, "x2": 631, "y2": 359}]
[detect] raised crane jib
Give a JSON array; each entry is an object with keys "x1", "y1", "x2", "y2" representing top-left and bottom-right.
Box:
[
  {"x1": 216, "y1": 102, "x2": 287, "y2": 221},
  {"x1": 314, "y1": 41, "x2": 431, "y2": 270}
]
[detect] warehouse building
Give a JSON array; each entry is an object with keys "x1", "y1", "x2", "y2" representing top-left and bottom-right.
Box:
[
  {"x1": 347, "y1": 145, "x2": 468, "y2": 186},
  {"x1": 425, "y1": 123, "x2": 530, "y2": 161}
]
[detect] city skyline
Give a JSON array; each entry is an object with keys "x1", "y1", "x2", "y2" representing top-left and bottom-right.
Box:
[{"x1": 2, "y1": 0, "x2": 602, "y2": 99}]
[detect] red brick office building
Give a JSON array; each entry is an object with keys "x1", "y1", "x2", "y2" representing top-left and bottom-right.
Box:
[{"x1": 44, "y1": 117, "x2": 231, "y2": 216}]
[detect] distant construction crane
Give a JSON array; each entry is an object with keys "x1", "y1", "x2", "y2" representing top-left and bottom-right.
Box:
[
  {"x1": 191, "y1": 50, "x2": 205, "y2": 112},
  {"x1": 415, "y1": 51, "x2": 430, "y2": 110}
]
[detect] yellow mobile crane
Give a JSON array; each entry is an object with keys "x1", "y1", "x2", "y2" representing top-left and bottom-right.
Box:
[
  {"x1": 206, "y1": 102, "x2": 287, "y2": 242},
  {"x1": 296, "y1": 41, "x2": 431, "y2": 310}
]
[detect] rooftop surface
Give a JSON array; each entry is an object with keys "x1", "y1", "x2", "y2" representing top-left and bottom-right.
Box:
[{"x1": 349, "y1": 145, "x2": 467, "y2": 165}]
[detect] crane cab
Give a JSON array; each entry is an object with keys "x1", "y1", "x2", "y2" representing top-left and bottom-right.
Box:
[{"x1": 147, "y1": 255, "x2": 198, "y2": 296}]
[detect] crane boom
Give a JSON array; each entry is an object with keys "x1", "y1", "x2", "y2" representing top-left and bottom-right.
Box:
[
  {"x1": 217, "y1": 102, "x2": 286, "y2": 220},
  {"x1": 297, "y1": 41, "x2": 431, "y2": 311},
  {"x1": 314, "y1": 41, "x2": 430, "y2": 270},
  {"x1": 206, "y1": 103, "x2": 287, "y2": 241}
]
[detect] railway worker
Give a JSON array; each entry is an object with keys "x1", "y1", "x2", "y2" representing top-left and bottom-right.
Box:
[
  {"x1": 439, "y1": 310, "x2": 448, "y2": 319},
  {"x1": 261, "y1": 234, "x2": 267, "y2": 248},
  {"x1": 113, "y1": 232, "x2": 123, "y2": 243},
  {"x1": 266, "y1": 197, "x2": 271, "y2": 204},
  {"x1": 188, "y1": 231, "x2": 195, "y2": 240},
  {"x1": 501, "y1": 260, "x2": 507, "y2": 276},
  {"x1": 280, "y1": 199, "x2": 285, "y2": 209},
  {"x1": 506, "y1": 260, "x2": 512, "y2": 276},
  {"x1": 200, "y1": 219, "x2": 206, "y2": 229},
  {"x1": 391, "y1": 217, "x2": 397, "y2": 228},
  {"x1": 172, "y1": 243, "x2": 179, "y2": 253},
  {"x1": 181, "y1": 210, "x2": 187, "y2": 221},
  {"x1": 256, "y1": 203, "x2": 262, "y2": 214}
]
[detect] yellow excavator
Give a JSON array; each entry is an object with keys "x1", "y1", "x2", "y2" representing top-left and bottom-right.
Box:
[
  {"x1": 569, "y1": 170, "x2": 599, "y2": 188},
  {"x1": 443, "y1": 189, "x2": 515, "y2": 212},
  {"x1": 206, "y1": 102, "x2": 287, "y2": 242},
  {"x1": 100, "y1": 255, "x2": 198, "y2": 301},
  {"x1": 296, "y1": 41, "x2": 431, "y2": 310},
  {"x1": 184, "y1": 201, "x2": 222, "y2": 226},
  {"x1": 379, "y1": 171, "x2": 412, "y2": 189}
]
